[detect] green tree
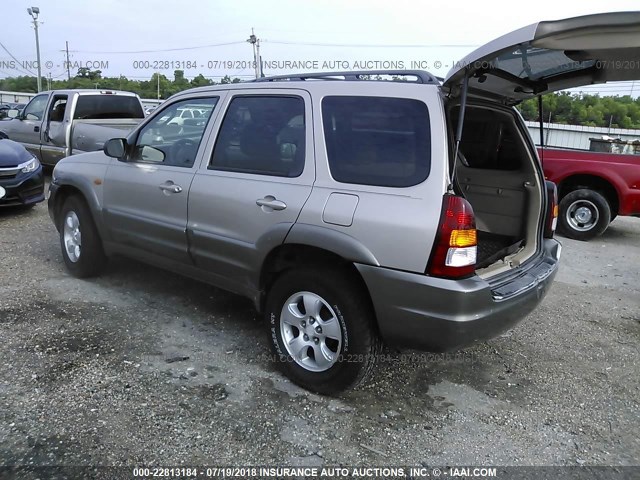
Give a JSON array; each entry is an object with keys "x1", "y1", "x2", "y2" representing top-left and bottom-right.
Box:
[
  {"x1": 517, "y1": 91, "x2": 640, "y2": 129},
  {"x1": 190, "y1": 74, "x2": 213, "y2": 88}
]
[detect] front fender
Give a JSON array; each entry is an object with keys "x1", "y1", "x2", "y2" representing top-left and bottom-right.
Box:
[{"x1": 50, "y1": 158, "x2": 109, "y2": 237}]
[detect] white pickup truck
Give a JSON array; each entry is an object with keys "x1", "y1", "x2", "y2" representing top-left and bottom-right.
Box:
[{"x1": 0, "y1": 89, "x2": 145, "y2": 167}]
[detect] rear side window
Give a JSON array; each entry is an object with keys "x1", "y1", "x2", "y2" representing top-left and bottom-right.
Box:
[
  {"x1": 73, "y1": 95, "x2": 144, "y2": 120},
  {"x1": 210, "y1": 96, "x2": 305, "y2": 177},
  {"x1": 322, "y1": 96, "x2": 431, "y2": 187}
]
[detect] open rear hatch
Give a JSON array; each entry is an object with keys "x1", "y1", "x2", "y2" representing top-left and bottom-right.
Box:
[
  {"x1": 443, "y1": 11, "x2": 640, "y2": 105},
  {"x1": 443, "y1": 11, "x2": 640, "y2": 278}
]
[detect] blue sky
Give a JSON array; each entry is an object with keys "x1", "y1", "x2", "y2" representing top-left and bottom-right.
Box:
[{"x1": 1, "y1": 0, "x2": 638, "y2": 95}]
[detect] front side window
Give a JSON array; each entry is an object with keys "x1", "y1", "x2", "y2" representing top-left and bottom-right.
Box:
[
  {"x1": 210, "y1": 96, "x2": 305, "y2": 177},
  {"x1": 322, "y1": 96, "x2": 431, "y2": 187},
  {"x1": 131, "y1": 97, "x2": 218, "y2": 168},
  {"x1": 23, "y1": 94, "x2": 49, "y2": 121}
]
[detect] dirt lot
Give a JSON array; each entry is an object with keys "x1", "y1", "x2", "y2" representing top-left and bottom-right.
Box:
[{"x1": 0, "y1": 193, "x2": 638, "y2": 470}]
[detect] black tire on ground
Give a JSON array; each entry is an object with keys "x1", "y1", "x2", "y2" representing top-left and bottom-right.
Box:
[
  {"x1": 58, "y1": 195, "x2": 107, "y2": 277},
  {"x1": 265, "y1": 267, "x2": 381, "y2": 395},
  {"x1": 558, "y1": 189, "x2": 611, "y2": 241}
]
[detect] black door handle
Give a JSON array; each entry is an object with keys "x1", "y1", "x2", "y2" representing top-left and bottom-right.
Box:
[{"x1": 34, "y1": 126, "x2": 40, "y2": 132}]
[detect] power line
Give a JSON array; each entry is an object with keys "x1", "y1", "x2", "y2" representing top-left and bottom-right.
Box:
[
  {"x1": 71, "y1": 41, "x2": 245, "y2": 55},
  {"x1": 265, "y1": 40, "x2": 479, "y2": 48},
  {"x1": 118, "y1": 74, "x2": 255, "y2": 79},
  {"x1": 0, "y1": 41, "x2": 37, "y2": 76}
]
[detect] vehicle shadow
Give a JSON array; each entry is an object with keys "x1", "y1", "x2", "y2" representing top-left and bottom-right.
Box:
[
  {"x1": 96, "y1": 256, "x2": 505, "y2": 403},
  {"x1": 100, "y1": 255, "x2": 259, "y2": 327},
  {"x1": 0, "y1": 204, "x2": 38, "y2": 220}
]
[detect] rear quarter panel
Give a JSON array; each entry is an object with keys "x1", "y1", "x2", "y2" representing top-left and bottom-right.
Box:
[
  {"x1": 71, "y1": 121, "x2": 139, "y2": 154},
  {"x1": 541, "y1": 147, "x2": 640, "y2": 215},
  {"x1": 295, "y1": 82, "x2": 449, "y2": 273}
]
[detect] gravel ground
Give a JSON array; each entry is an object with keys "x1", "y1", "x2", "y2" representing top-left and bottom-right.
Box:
[{"x1": 0, "y1": 193, "x2": 638, "y2": 470}]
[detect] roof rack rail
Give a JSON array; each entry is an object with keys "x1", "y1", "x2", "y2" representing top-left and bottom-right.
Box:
[{"x1": 252, "y1": 70, "x2": 440, "y2": 84}]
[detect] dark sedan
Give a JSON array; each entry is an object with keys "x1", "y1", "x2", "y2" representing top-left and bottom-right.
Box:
[{"x1": 0, "y1": 139, "x2": 44, "y2": 207}]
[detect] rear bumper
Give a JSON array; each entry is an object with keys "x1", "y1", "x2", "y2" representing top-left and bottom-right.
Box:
[
  {"x1": 0, "y1": 167, "x2": 45, "y2": 207},
  {"x1": 356, "y1": 239, "x2": 561, "y2": 352}
]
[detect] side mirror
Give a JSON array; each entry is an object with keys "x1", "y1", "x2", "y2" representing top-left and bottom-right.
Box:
[
  {"x1": 103, "y1": 138, "x2": 127, "y2": 158},
  {"x1": 7, "y1": 109, "x2": 20, "y2": 119}
]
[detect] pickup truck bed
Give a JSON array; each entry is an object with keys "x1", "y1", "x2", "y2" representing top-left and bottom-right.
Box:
[{"x1": 73, "y1": 119, "x2": 143, "y2": 154}]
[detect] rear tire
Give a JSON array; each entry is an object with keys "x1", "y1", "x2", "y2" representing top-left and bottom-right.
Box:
[
  {"x1": 265, "y1": 267, "x2": 381, "y2": 395},
  {"x1": 558, "y1": 189, "x2": 611, "y2": 241},
  {"x1": 59, "y1": 195, "x2": 107, "y2": 277}
]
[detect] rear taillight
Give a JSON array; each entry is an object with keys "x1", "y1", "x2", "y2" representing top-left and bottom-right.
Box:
[
  {"x1": 545, "y1": 181, "x2": 558, "y2": 238},
  {"x1": 427, "y1": 194, "x2": 477, "y2": 279}
]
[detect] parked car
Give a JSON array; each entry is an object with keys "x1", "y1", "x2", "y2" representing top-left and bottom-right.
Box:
[
  {"x1": 0, "y1": 90, "x2": 145, "y2": 167},
  {"x1": 10, "y1": 103, "x2": 26, "y2": 112},
  {"x1": 0, "y1": 138, "x2": 44, "y2": 208},
  {"x1": 166, "y1": 107, "x2": 210, "y2": 126},
  {"x1": 144, "y1": 105, "x2": 159, "y2": 116},
  {"x1": 48, "y1": 11, "x2": 639, "y2": 393},
  {"x1": 540, "y1": 147, "x2": 640, "y2": 240},
  {"x1": 0, "y1": 104, "x2": 12, "y2": 119}
]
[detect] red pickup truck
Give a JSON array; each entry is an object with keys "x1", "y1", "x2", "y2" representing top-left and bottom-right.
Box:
[{"x1": 539, "y1": 147, "x2": 640, "y2": 240}]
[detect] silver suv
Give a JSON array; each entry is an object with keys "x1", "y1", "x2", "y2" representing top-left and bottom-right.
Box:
[{"x1": 49, "y1": 12, "x2": 638, "y2": 394}]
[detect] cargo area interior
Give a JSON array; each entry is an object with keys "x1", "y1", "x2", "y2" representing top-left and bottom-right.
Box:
[{"x1": 450, "y1": 104, "x2": 542, "y2": 277}]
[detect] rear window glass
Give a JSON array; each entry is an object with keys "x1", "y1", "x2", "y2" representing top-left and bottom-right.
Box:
[
  {"x1": 73, "y1": 95, "x2": 144, "y2": 120},
  {"x1": 494, "y1": 47, "x2": 595, "y2": 81},
  {"x1": 322, "y1": 96, "x2": 431, "y2": 187}
]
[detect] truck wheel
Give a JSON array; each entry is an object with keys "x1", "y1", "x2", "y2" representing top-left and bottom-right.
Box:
[
  {"x1": 265, "y1": 267, "x2": 381, "y2": 395},
  {"x1": 558, "y1": 189, "x2": 611, "y2": 241},
  {"x1": 59, "y1": 195, "x2": 107, "y2": 277}
]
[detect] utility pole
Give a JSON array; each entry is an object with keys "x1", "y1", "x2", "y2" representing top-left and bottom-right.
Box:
[
  {"x1": 247, "y1": 28, "x2": 262, "y2": 79},
  {"x1": 27, "y1": 7, "x2": 42, "y2": 92},
  {"x1": 65, "y1": 41, "x2": 71, "y2": 81},
  {"x1": 256, "y1": 35, "x2": 262, "y2": 78}
]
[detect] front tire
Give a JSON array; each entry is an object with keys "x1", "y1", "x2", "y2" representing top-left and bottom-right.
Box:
[
  {"x1": 558, "y1": 189, "x2": 611, "y2": 241},
  {"x1": 59, "y1": 195, "x2": 107, "y2": 277},
  {"x1": 265, "y1": 267, "x2": 380, "y2": 395}
]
